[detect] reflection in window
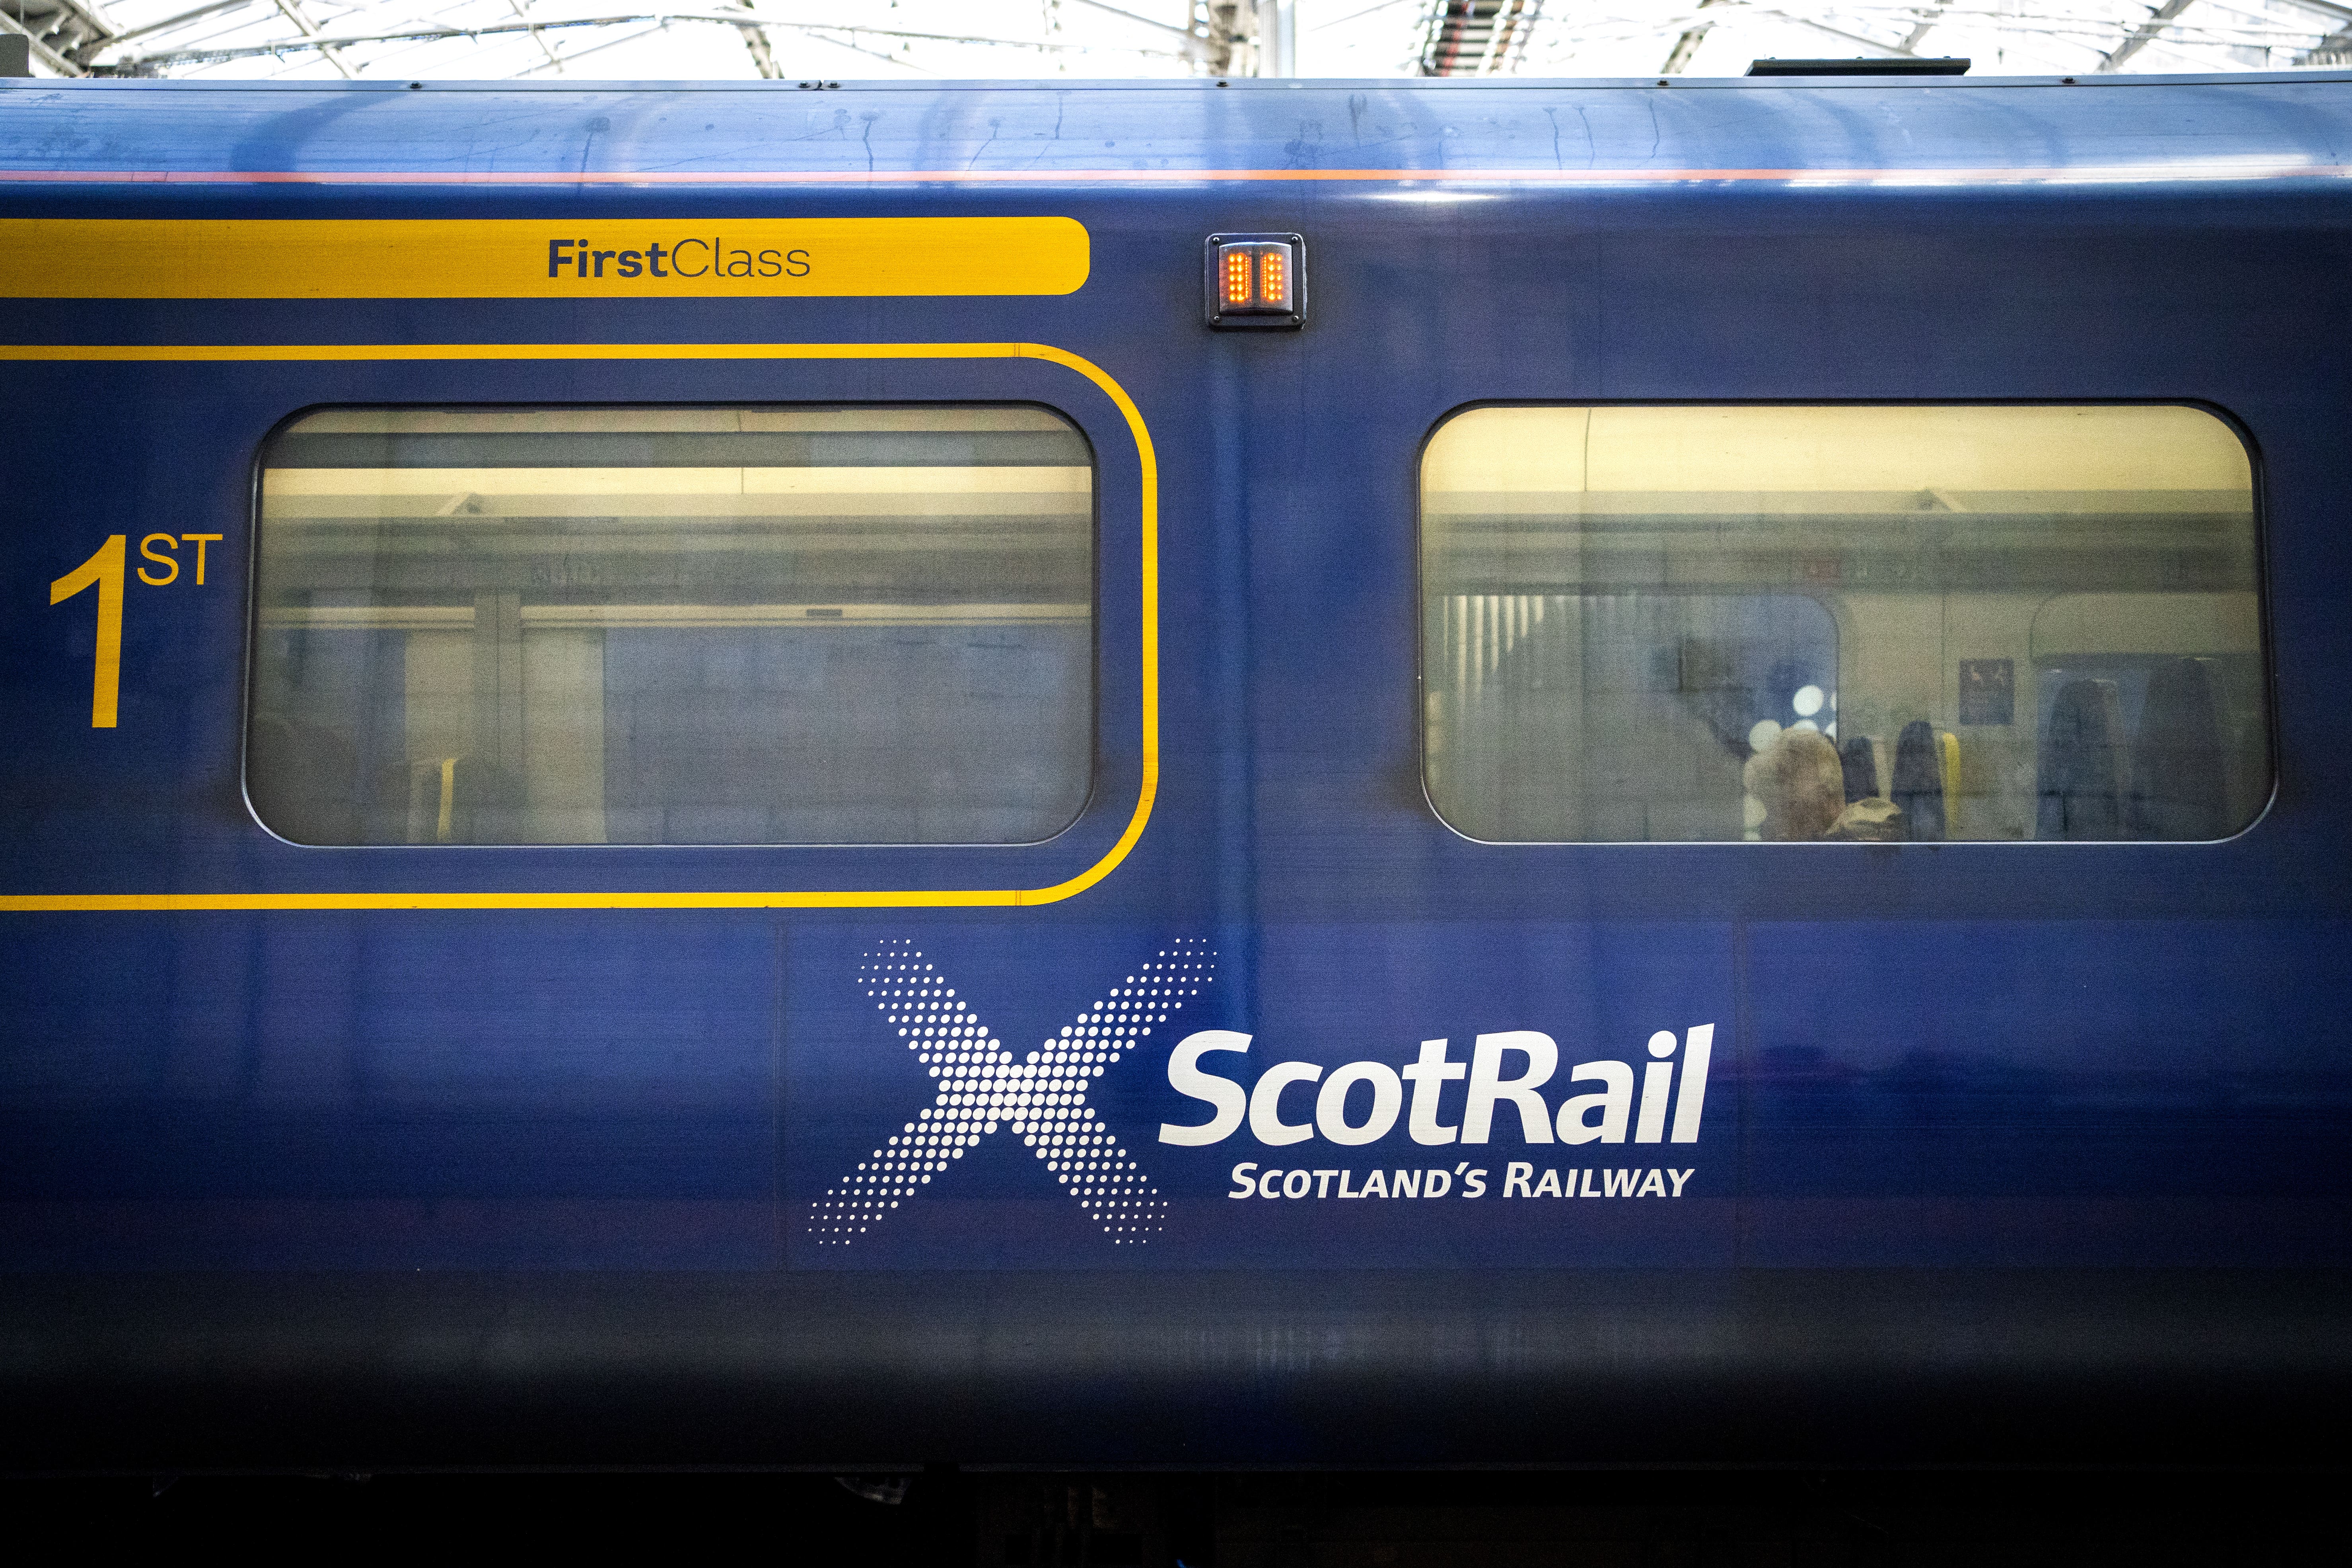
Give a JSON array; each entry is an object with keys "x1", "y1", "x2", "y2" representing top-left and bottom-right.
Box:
[
  {"x1": 249, "y1": 407, "x2": 1093, "y2": 846},
  {"x1": 1421, "y1": 406, "x2": 2264, "y2": 843}
]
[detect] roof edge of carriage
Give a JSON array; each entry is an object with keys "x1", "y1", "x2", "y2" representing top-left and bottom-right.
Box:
[{"x1": 6, "y1": 69, "x2": 2352, "y2": 91}]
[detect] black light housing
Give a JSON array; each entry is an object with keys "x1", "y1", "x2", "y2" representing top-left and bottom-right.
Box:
[{"x1": 1204, "y1": 233, "x2": 1305, "y2": 331}]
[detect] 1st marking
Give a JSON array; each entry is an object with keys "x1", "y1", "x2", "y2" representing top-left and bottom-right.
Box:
[{"x1": 50, "y1": 532, "x2": 220, "y2": 728}]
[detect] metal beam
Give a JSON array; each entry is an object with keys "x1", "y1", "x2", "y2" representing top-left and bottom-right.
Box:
[
  {"x1": 797, "y1": 24, "x2": 936, "y2": 70},
  {"x1": 504, "y1": 0, "x2": 566, "y2": 72},
  {"x1": 107, "y1": 10, "x2": 1191, "y2": 69},
  {"x1": 0, "y1": 10, "x2": 88, "y2": 74},
  {"x1": 1767, "y1": 9, "x2": 1918, "y2": 58},
  {"x1": 1193, "y1": 1, "x2": 1251, "y2": 75},
  {"x1": 1661, "y1": 0, "x2": 1717, "y2": 74},
  {"x1": 1420, "y1": 0, "x2": 1542, "y2": 75},
  {"x1": 87, "y1": 0, "x2": 261, "y2": 54},
  {"x1": 2100, "y1": 0, "x2": 2198, "y2": 71},
  {"x1": 730, "y1": 0, "x2": 778, "y2": 77},
  {"x1": 1899, "y1": 4, "x2": 1947, "y2": 51},
  {"x1": 511, "y1": 17, "x2": 661, "y2": 72},
  {"x1": 1263, "y1": 0, "x2": 1294, "y2": 75},
  {"x1": 1666, "y1": 1, "x2": 1919, "y2": 72},
  {"x1": 269, "y1": 0, "x2": 357, "y2": 77},
  {"x1": 0, "y1": 0, "x2": 126, "y2": 71},
  {"x1": 1069, "y1": 0, "x2": 1214, "y2": 65},
  {"x1": 45, "y1": 0, "x2": 122, "y2": 53},
  {"x1": 2298, "y1": 21, "x2": 2352, "y2": 60}
]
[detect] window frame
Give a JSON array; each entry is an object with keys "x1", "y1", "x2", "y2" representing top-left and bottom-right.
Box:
[
  {"x1": 1412, "y1": 398, "x2": 2279, "y2": 849},
  {"x1": 242, "y1": 397, "x2": 1107, "y2": 853}
]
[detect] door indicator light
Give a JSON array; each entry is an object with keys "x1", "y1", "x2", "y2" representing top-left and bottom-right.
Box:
[{"x1": 1205, "y1": 233, "x2": 1305, "y2": 330}]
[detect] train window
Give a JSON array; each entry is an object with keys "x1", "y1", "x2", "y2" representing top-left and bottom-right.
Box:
[
  {"x1": 248, "y1": 406, "x2": 1093, "y2": 846},
  {"x1": 1421, "y1": 406, "x2": 2266, "y2": 843}
]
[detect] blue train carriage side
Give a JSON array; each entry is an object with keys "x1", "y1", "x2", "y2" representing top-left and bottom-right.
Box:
[{"x1": 0, "y1": 70, "x2": 2349, "y2": 1472}]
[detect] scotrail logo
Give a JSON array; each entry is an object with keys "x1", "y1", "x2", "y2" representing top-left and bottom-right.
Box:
[
  {"x1": 1161, "y1": 1022, "x2": 1715, "y2": 1212},
  {"x1": 808, "y1": 937, "x2": 1716, "y2": 1251},
  {"x1": 806, "y1": 939, "x2": 1215, "y2": 1247},
  {"x1": 1157, "y1": 1025, "x2": 1714, "y2": 1150}
]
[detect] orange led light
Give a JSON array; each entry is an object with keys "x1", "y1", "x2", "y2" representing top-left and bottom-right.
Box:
[
  {"x1": 1208, "y1": 234, "x2": 1301, "y2": 326},
  {"x1": 1258, "y1": 247, "x2": 1288, "y2": 308},
  {"x1": 1222, "y1": 247, "x2": 1254, "y2": 307}
]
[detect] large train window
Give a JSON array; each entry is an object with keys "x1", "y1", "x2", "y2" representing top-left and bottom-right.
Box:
[
  {"x1": 1420, "y1": 406, "x2": 2266, "y2": 843},
  {"x1": 247, "y1": 406, "x2": 1094, "y2": 846}
]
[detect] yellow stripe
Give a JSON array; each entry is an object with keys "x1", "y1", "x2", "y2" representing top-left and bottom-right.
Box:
[
  {"x1": 0, "y1": 217, "x2": 1090, "y2": 299},
  {"x1": 1939, "y1": 730, "x2": 1962, "y2": 836},
  {"x1": 0, "y1": 340, "x2": 1158, "y2": 913}
]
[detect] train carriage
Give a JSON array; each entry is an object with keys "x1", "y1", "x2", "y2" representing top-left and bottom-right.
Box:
[{"x1": 0, "y1": 67, "x2": 2349, "y2": 1474}]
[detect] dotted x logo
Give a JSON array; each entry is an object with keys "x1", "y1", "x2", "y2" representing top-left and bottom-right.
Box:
[{"x1": 808, "y1": 938, "x2": 1216, "y2": 1248}]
